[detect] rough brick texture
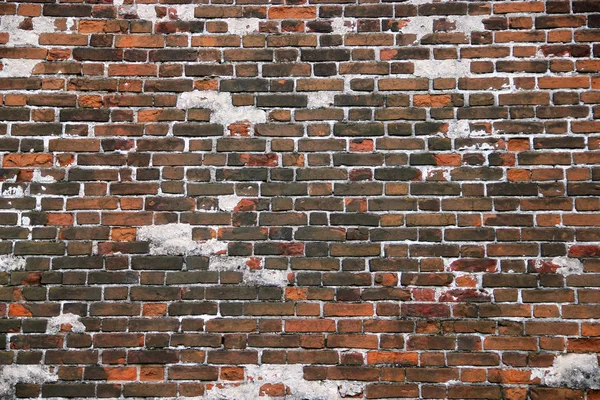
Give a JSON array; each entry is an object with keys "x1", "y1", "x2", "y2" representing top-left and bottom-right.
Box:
[{"x1": 0, "y1": 0, "x2": 600, "y2": 398}]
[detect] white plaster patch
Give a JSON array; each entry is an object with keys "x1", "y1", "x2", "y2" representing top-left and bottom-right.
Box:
[
  {"x1": 31, "y1": 169, "x2": 56, "y2": 183},
  {"x1": 331, "y1": 18, "x2": 355, "y2": 35},
  {"x1": 397, "y1": 16, "x2": 431, "y2": 40},
  {"x1": 117, "y1": 4, "x2": 137, "y2": 18},
  {"x1": 135, "y1": 5, "x2": 159, "y2": 21},
  {"x1": 442, "y1": 120, "x2": 488, "y2": 139},
  {"x1": 203, "y1": 365, "x2": 341, "y2": 400},
  {"x1": 46, "y1": 313, "x2": 86, "y2": 334},
  {"x1": 1, "y1": 187, "x2": 24, "y2": 198},
  {"x1": 456, "y1": 142, "x2": 496, "y2": 151},
  {"x1": 306, "y1": 91, "x2": 336, "y2": 109},
  {"x1": 177, "y1": 91, "x2": 267, "y2": 128},
  {"x1": 551, "y1": 256, "x2": 584, "y2": 276},
  {"x1": 135, "y1": 4, "x2": 195, "y2": 21},
  {"x1": 443, "y1": 120, "x2": 469, "y2": 138},
  {"x1": 137, "y1": 224, "x2": 227, "y2": 256},
  {"x1": 66, "y1": 17, "x2": 76, "y2": 30},
  {"x1": 413, "y1": 60, "x2": 471, "y2": 79},
  {"x1": 0, "y1": 16, "x2": 57, "y2": 47},
  {"x1": 339, "y1": 382, "x2": 364, "y2": 397},
  {"x1": 225, "y1": 18, "x2": 260, "y2": 35},
  {"x1": 0, "y1": 365, "x2": 57, "y2": 398},
  {"x1": 406, "y1": 0, "x2": 456, "y2": 3},
  {"x1": 441, "y1": 168, "x2": 451, "y2": 181},
  {"x1": 0, "y1": 59, "x2": 40, "y2": 78},
  {"x1": 453, "y1": 15, "x2": 487, "y2": 35},
  {"x1": 399, "y1": 15, "x2": 485, "y2": 41},
  {"x1": 535, "y1": 354, "x2": 600, "y2": 390},
  {"x1": 209, "y1": 257, "x2": 288, "y2": 286},
  {"x1": 174, "y1": 5, "x2": 195, "y2": 21},
  {"x1": 218, "y1": 195, "x2": 243, "y2": 212},
  {"x1": 0, "y1": 255, "x2": 26, "y2": 272}
]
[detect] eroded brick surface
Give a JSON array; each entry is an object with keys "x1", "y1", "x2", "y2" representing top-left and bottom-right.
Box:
[{"x1": 0, "y1": 0, "x2": 599, "y2": 398}]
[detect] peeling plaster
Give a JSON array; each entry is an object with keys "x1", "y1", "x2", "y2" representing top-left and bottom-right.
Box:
[
  {"x1": 533, "y1": 354, "x2": 600, "y2": 390},
  {"x1": 0, "y1": 365, "x2": 57, "y2": 398},
  {"x1": 218, "y1": 195, "x2": 243, "y2": 212},
  {"x1": 455, "y1": 142, "x2": 496, "y2": 151},
  {"x1": 201, "y1": 365, "x2": 346, "y2": 400},
  {"x1": 551, "y1": 256, "x2": 584, "y2": 276},
  {"x1": 413, "y1": 60, "x2": 471, "y2": 79},
  {"x1": 399, "y1": 16, "x2": 486, "y2": 41},
  {"x1": 0, "y1": 16, "x2": 56, "y2": 47},
  {"x1": 306, "y1": 91, "x2": 336, "y2": 109},
  {"x1": 46, "y1": 313, "x2": 86, "y2": 334},
  {"x1": 31, "y1": 169, "x2": 56, "y2": 183},
  {"x1": 443, "y1": 120, "x2": 490, "y2": 139},
  {"x1": 177, "y1": 91, "x2": 266, "y2": 128},
  {"x1": 225, "y1": 18, "x2": 260, "y2": 35},
  {"x1": 338, "y1": 382, "x2": 364, "y2": 397},
  {"x1": 1, "y1": 187, "x2": 24, "y2": 198},
  {"x1": 0, "y1": 59, "x2": 40, "y2": 78},
  {"x1": 137, "y1": 223, "x2": 227, "y2": 256},
  {"x1": 331, "y1": 18, "x2": 355, "y2": 35},
  {"x1": 208, "y1": 257, "x2": 288, "y2": 287},
  {"x1": 135, "y1": 4, "x2": 196, "y2": 21},
  {"x1": 443, "y1": 121, "x2": 470, "y2": 138},
  {"x1": 0, "y1": 255, "x2": 26, "y2": 272},
  {"x1": 406, "y1": 0, "x2": 457, "y2": 3}
]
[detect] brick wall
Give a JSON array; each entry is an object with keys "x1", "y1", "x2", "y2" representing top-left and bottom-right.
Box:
[{"x1": 0, "y1": 0, "x2": 599, "y2": 398}]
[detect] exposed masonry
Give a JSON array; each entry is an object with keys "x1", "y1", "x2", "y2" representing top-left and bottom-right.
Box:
[{"x1": 1, "y1": 0, "x2": 600, "y2": 398}]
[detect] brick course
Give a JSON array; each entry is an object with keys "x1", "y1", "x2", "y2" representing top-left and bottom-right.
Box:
[{"x1": 0, "y1": 0, "x2": 599, "y2": 398}]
